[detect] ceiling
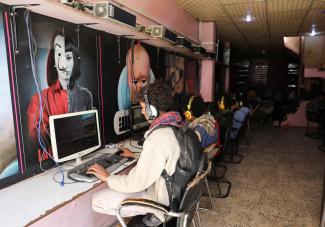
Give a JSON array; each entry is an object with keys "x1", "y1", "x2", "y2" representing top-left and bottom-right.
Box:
[{"x1": 175, "y1": 0, "x2": 325, "y2": 56}]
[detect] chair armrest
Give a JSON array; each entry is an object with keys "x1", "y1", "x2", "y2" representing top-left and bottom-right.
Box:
[
  {"x1": 119, "y1": 198, "x2": 169, "y2": 214},
  {"x1": 116, "y1": 198, "x2": 186, "y2": 227}
]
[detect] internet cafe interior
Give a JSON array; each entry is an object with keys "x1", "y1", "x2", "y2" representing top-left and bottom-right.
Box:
[{"x1": 0, "y1": 1, "x2": 324, "y2": 227}]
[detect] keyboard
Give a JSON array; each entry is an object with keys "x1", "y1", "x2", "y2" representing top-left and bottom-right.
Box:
[{"x1": 67, "y1": 153, "x2": 134, "y2": 182}]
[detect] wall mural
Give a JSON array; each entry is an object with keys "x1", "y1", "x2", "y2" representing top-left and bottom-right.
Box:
[
  {"x1": 0, "y1": 10, "x2": 19, "y2": 180},
  {"x1": 117, "y1": 44, "x2": 155, "y2": 111},
  {"x1": 0, "y1": 8, "x2": 199, "y2": 189},
  {"x1": 165, "y1": 53, "x2": 185, "y2": 97},
  {"x1": 12, "y1": 11, "x2": 100, "y2": 178}
]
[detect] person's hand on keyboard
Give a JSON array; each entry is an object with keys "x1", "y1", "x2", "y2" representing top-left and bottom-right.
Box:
[
  {"x1": 86, "y1": 164, "x2": 110, "y2": 181},
  {"x1": 117, "y1": 147, "x2": 135, "y2": 159}
]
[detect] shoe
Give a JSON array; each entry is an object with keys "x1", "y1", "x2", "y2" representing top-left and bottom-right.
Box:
[{"x1": 143, "y1": 213, "x2": 163, "y2": 227}]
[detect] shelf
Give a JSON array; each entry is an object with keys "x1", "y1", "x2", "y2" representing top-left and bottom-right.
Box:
[{"x1": 1, "y1": 0, "x2": 203, "y2": 59}]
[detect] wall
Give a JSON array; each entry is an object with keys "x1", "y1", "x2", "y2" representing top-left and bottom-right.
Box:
[
  {"x1": 200, "y1": 60, "x2": 215, "y2": 102},
  {"x1": 305, "y1": 68, "x2": 325, "y2": 78},
  {"x1": 111, "y1": 0, "x2": 199, "y2": 43},
  {"x1": 0, "y1": 6, "x2": 201, "y2": 189}
]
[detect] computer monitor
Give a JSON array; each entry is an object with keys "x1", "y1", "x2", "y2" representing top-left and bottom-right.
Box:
[
  {"x1": 130, "y1": 103, "x2": 149, "y2": 133},
  {"x1": 49, "y1": 109, "x2": 101, "y2": 164}
]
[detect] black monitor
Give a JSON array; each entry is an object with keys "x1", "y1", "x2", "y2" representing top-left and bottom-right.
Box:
[
  {"x1": 129, "y1": 104, "x2": 149, "y2": 145},
  {"x1": 130, "y1": 104, "x2": 149, "y2": 133}
]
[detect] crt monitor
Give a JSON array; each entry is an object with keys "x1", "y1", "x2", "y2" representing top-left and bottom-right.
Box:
[
  {"x1": 49, "y1": 109, "x2": 101, "y2": 164},
  {"x1": 130, "y1": 103, "x2": 149, "y2": 133}
]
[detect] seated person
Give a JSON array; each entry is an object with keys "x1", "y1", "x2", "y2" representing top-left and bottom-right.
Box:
[
  {"x1": 231, "y1": 100, "x2": 250, "y2": 139},
  {"x1": 215, "y1": 95, "x2": 236, "y2": 139},
  {"x1": 87, "y1": 80, "x2": 194, "y2": 222},
  {"x1": 181, "y1": 94, "x2": 219, "y2": 153},
  {"x1": 271, "y1": 89, "x2": 287, "y2": 127}
]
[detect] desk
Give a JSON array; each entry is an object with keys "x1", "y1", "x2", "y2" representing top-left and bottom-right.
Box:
[{"x1": 0, "y1": 140, "x2": 141, "y2": 227}]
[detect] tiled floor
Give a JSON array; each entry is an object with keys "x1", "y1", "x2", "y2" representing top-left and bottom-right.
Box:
[{"x1": 200, "y1": 126, "x2": 325, "y2": 227}]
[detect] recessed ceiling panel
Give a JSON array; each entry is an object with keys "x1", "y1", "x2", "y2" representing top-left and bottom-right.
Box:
[
  {"x1": 267, "y1": 10, "x2": 306, "y2": 22},
  {"x1": 270, "y1": 19, "x2": 302, "y2": 36},
  {"x1": 267, "y1": 0, "x2": 312, "y2": 12},
  {"x1": 175, "y1": 0, "x2": 325, "y2": 55},
  {"x1": 176, "y1": 0, "x2": 226, "y2": 20},
  {"x1": 222, "y1": 1, "x2": 266, "y2": 20},
  {"x1": 312, "y1": 0, "x2": 325, "y2": 9}
]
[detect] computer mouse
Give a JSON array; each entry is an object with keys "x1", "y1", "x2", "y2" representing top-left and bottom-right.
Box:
[
  {"x1": 127, "y1": 156, "x2": 135, "y2": 161},
  {"x1": 115, "y1": 149, "x2": 124, "y2": 156}
]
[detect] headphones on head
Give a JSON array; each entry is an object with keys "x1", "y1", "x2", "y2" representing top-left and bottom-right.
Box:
[
  {"x1": 143, "y1": 89, "x2": 158, "y2": 120},
  {"x1": 218, "y1": 96, "x2": 225, "y2": 110},
  {"x1": 184, "y1": 95, "x2": 196, "y2": 121}
]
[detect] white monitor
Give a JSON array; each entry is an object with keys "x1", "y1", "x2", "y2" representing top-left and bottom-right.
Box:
[{"x1": 49, "y1": 109, "x2": 101, "y2": 164}]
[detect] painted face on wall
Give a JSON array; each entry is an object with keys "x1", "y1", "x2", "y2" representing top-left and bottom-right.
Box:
[
  {"x1": 65, "y1": 51, "x2": 74, "y2": 79},
  {"x1": 127, "y1": 45, "x2": 150, "y2": 101},
  {"x1": 54, "y1": 35, "x2": 73, "y2": 90},
  {"x1": 131, "y1": 60, "x2": 149, "y2": 93}
]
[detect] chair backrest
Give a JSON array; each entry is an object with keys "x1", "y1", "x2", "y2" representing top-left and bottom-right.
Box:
[
  {"x1": 236, "y1": 113, "x2": 250, "y2": 140},
  {"x1": 178, "y1": 166, "x2": 207, "y2": 213},
  {"x1": 215, "y1": 111, "x2": 233, "y2": 143},
  {"x1": 219, "y1": 127, "x2": 231, "y2": 159}
]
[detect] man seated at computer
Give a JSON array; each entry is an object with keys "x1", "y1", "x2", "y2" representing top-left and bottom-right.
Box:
[
  {"x1": 181, "y1": 94, "x2": 219, "y2": 154},
  {"x1": 87, "y1": 80, "x2": 186, "y2": 222}
]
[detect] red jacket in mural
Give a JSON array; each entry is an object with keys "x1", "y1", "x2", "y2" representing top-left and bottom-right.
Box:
[{"x1": 27, "y1": 79, "x2": 68, "y2": 141}]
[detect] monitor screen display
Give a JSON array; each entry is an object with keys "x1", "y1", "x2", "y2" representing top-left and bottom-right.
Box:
[
  {"x1": 49, "y1": 110, "x2": 101, "y2": 163},
  {"x1": 130, "y1": 104, "x2": 149, "y2": 132}
]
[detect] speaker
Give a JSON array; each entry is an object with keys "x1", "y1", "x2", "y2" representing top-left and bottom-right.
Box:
[
  {"x1": 192, "y1": 45, "x2": 206, "y2": 55},
  {"x1": 204, "y1": 51, "x2": 216, "y2": 60},
  {"x1": 176, "y1": 37, "x2": 192, "y2": 49},
  {"x1": 150, "y1": 26, "x2": 177, "y2": 43},
  {"x1": 94, "y1": 2, "x2": 108, "y2": 17},
  {"x1": 94, "y1": 3, "x2": 136, "y2": 28}
]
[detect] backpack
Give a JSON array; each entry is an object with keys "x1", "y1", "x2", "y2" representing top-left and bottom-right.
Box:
[{"x1": 153, "y1": 124, "x2": 205, "y2": 211}]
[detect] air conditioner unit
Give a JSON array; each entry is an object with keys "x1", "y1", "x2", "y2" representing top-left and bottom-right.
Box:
[
  {"x1": 176, "y1": 37, "x2": 192, "y2": 49},
  {"x1": 149, "y1": 26, "x2": 177, "y2": 43},
  {"x1": 94, "y1": 3, "x2": 136, "y2": 28},
  {"x1": 192, "y1": 45, "x2": 206, "y2": 55}
]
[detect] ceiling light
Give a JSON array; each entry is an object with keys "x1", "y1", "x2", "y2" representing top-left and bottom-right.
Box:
[
  {"x1": 310, "y1": 24, "x2": 316, "y2": 36},
  {"x1": 242, "y1": 13, "x2": 255, "y2": 23}
]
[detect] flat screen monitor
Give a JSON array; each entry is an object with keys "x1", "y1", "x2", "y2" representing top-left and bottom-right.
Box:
[
  {"x1": 49, "y1": 110, "x2": 101, "y2": 163},
  {"x1": 130, "y1": 104, "x2": 149, "y2": 133}
]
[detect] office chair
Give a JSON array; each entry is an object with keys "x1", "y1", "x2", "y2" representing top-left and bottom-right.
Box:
[
  {"x1": 318, "y1": 107, "x2": 325, "y2": 152},
  {"x1": 207, "y1": 127, "x2": 232, "y2": 198},
  {"x1": 222, "y1": 113, "x2": 249, "y2": 164},
  {"x1": 199, "y1": 160, "x2": 213, "y2": 210},
  {"x1": 305, "y1": 101, "x2": 321, "y2": 139},
  {"x1": 116, "y1": 166, "x2": 209, "y2": 227}
]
